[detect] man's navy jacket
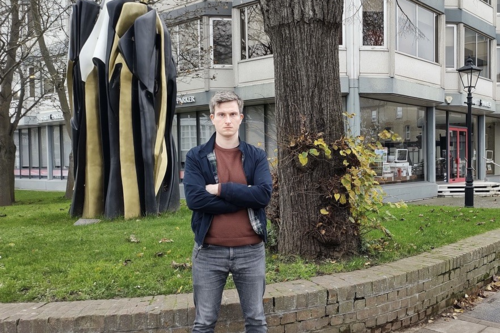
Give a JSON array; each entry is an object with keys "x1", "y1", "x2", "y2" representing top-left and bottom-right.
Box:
[{"x1": 183, "y1": 133, "x2": 273, "y2": 246}]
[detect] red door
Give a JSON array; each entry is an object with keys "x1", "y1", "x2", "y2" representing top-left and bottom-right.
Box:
[{"x1": 448, "y1": 127, "x2": 467, "y2": 182}]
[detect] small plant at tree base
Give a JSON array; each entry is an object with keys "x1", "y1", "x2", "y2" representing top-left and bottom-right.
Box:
[{"x1": 266, "y1": 113, "x2": 406, "y2": 258}]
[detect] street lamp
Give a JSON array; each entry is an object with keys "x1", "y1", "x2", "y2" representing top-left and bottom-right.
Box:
[{"x1": 457, "y1": 56, "x2": 482, "y2": 208}]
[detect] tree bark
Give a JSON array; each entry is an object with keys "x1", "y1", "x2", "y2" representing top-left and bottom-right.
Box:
[
  {"x1": 0, "y1": 0, "x2": 21, "y2": 206},
  {"x1": 260, "y1": 0, "x2": 360, "y2": 258},
  {"x1": 0, "y1": 135, "x2": 16, "y2": 206}
]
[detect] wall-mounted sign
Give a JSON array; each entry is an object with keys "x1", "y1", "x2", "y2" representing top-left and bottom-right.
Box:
[
  {"x1": 38, "y1": 113, "x2": 64, "y2": 122},
  {"x1": 472, "y1": 98, "x2": 491, "y2": 108},
  {"x1": 176, "y1": 95, "x2": 196, "y2": 105}
]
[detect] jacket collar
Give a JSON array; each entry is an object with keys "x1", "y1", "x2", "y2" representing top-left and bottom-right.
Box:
[{"x1": 199, "y1": 132, "x2": 246, "y2": 158}]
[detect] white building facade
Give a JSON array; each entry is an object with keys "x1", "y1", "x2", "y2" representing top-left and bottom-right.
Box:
[{"x1": 15, "y1": 0, "x2": 500, "y2": 201}]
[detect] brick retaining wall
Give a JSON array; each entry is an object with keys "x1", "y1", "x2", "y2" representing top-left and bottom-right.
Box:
[{"x1": 1, "y1": 229, "x2": 500, "y2": 333}]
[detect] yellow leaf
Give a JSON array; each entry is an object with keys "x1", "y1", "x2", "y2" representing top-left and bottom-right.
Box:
[
  {"x1": 298, "y1": 152, "x2": 308, "y2": 166},
  {"x1": 320, "y1": 208, "x2": 329, "y2": 215},
  {"x1": 343, "y1": 160, "x2": 349, "y2": 166},
  {"x1": 137, "y1": 253, "x2": 144, "y2": 257},
  {"x1": 334, "y1": 193, "x2": 341, "y2": 201},
  {"x1": 340, "y1": 194, "x2": 347, "y2": 204},
  {"x1": 314, "y1": 138, "x2": 326, "y2": 147}
]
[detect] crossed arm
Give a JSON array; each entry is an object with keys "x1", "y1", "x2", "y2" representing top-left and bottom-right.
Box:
[{"x1": 183, "y1": 150, "x2": 272, "y2": 214}]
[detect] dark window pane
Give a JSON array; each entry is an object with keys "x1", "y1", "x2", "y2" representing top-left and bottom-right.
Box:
[
  {"x1": 363, "y1": 0, "x2": 384, "y2": 46},
  {"x1": 213, "y1": 19, "x2": 232, "y2": 65}
]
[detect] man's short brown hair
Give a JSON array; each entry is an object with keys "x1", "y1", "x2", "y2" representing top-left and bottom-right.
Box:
[{"x1": 209, "y1": 91, "x2": 244, "y2": 114}]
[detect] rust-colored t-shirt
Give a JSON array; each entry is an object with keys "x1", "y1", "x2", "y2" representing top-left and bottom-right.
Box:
[{"x1": 204, "y1": 143, "x2": 261, "y2": 246}]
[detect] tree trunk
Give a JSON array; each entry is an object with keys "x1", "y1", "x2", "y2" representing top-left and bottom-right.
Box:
[
  {"x1": 260, "y1": 0, "x2": 360, "y2": 258},
  {"x1": 0, "y1": 134, "x2": 16, "y2": 206},
  {"x1": 0, "y1": 0, "x2": 21, "y2": 206}
]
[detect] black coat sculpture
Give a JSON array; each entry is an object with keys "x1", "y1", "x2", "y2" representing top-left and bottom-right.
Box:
[{"x1": 67, "y1": 0, "x2": 180, "y2": 219}]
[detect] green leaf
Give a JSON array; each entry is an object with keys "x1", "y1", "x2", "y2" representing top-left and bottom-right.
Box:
[{"x1": 309, "y1": 148, "x2": 320, "y2": 156}]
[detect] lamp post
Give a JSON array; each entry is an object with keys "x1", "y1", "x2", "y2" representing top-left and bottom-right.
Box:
[{"x1": 457, "y1": 56, "x2": 482, "y2": 208}]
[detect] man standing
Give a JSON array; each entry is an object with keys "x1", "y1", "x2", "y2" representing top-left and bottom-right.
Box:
[{"x1": 183, "y1": 91, "x2": 272, "y2": 333}]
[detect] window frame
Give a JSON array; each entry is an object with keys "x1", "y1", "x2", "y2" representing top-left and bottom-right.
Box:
[
  {"x1": 496, "y1": 45, "x2": 500, "y2": 83},
  {"x1": 172, "y1": 19, "x2": 202, "y2": 73},
  {"x1": 445, "y1": 24, "x2": 457, "y2": 69},
  {"x1": 396, "y1": 0, "x2": 438, "y2": 63},
  {"x1": 464, "y1": 27, "x2": 491, "y2": 79},
  {"x1": 29, "y1": 67, "x2": 36, "y2": 98},
  {"x1": 210, "y1": 17, "x2": 233, "y2": 68},
  {"x1": 239, "y1": 4, "x2": 273, "y2": 60},
  {"x1": 361, "y1": 0, "x2": 386, "y2": 48}
]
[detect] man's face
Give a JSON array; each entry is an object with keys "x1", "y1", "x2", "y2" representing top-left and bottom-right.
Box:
[{"x1": 210, "y1": 101, "x2": 244, "y2": 139}]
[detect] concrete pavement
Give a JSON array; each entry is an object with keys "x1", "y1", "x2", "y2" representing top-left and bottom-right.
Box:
[{"x1": 398, "y1": 290, "x2": 500, "y2": 333}]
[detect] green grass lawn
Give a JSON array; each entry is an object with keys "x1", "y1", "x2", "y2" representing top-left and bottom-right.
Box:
[{"x1": 0, "y1": 191, "x2": 498, "y2": 303}]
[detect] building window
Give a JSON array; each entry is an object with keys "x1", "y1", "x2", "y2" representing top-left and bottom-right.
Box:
[
  {"x1": 240, "y1": 4, "x2": 272, "y2": 60},
  {"x1": 446, "y1": 25, "x2": 456, "y2": 69},
  {"x1": 497, "y1": 46, "x2": 500, "y2": 82},
  {"x1": 43, "y1": 76, "x2": 54, "y2": 95},
  {"x1": 363, "y1": 0, "x2": 385, "y2": 46},
  {"x1": 405, "y1": 125, "x2": 411, "y2": 140},
  {"x1": 481, "y1": 0, "x2": 491, "y2": 5},
  {"x1": 29, "y1": 67, "x2": 35, "y2": 97},
  {"x1": 210, "y1": 18, "x2": 232, "y2": 66},
  {"x1": 172, "y1": 20, "x2": 202, "y2": 72},
  {"x1": 396, "y1": 107, "x2": 403, "y2": 119},
  {"x1": 396, "y1": 0, "x2": 437, "y2": 62},
  {"x1": 464, "y1": 27, "x2": 490, "y2": 79}
]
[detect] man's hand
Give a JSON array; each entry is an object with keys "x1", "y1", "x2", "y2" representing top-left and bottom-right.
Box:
[{"x1": 205, "y1": 184, "x2": 219, "y2": 195}]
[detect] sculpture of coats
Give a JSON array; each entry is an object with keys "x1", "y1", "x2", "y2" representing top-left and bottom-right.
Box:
[{"x1": 67, "y1": 0, "x2": 179, "y2": 219}]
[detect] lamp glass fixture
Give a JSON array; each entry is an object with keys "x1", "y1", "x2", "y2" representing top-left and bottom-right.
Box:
[{"x1": 457, "y1": 56, "x2": 482, "y2": 90}]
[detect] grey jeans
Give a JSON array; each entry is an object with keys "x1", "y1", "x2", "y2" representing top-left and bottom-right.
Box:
[{"x1": 191, "y1": 242, "x2": 267, "y2": 333}]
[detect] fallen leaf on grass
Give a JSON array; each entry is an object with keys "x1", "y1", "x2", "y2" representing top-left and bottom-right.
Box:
[
  {"x1": 171, "y1": 261, "x2": 192, "y2": 269},
  {"x1": 159, "y1": 238, "x2": 174, "y2": 243},
  {"x1": 123, "y1": 259, "x2": 132, "y2": 266},
  {"x1": 0, "y1": 213, "x2": 7, "y2": 217},
  {"x1": 137, "y1": 253, "x2": 144, "y2": 258},
  {"x1": 155, "y1": 252, "x2": 164, "y2": 257},
  {"x1": 128, "y1": 235, "x2": 140, "y2": 243}
]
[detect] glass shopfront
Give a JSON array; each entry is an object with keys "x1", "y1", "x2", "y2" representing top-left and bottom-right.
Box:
[{"x1": 360, "y1": 98, "x2": 425, "y2": 184}]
